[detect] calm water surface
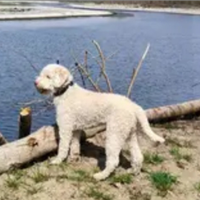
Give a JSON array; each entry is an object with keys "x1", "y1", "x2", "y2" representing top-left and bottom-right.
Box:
[{"x1": 0, "y1": 12, "x2": 200, "y2": 140}]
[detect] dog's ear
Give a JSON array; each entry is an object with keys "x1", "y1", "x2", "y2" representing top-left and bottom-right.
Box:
[
  {"x1": 55, "y1": 67, "x2": 67, "y2": 80},
  {"x1": 54, "y1": 67, "x2": 72, "y2": 87}
]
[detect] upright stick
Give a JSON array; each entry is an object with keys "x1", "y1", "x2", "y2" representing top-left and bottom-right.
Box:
[
  {"x1": 84, "y1": 50, "x2": 88, "y2": 70},
  {"x1": 127, "y1": 43, "x2": 150, "y2": 98},
  {"x1": 19, "y1": 107, "x2": 32, "y2": 139},
  {"x1": 92, "y1": 40, "x2": 113, "y2": 93},
  {"x1": 0, "y1": 132, "x2": 7, "y2": 146}
]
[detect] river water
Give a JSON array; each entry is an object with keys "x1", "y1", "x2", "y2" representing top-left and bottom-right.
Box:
[{"x1": 0, "y1": 11, "x2": 200, "y2": 140}]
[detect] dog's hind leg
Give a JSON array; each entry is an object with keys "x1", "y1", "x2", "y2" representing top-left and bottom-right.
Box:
[
  {"x1": 93, "y1": 122, "x2": 130, "y2": 181},
  {"x1": 128, "y1": 132, "x2": 143, "y2": 175}
]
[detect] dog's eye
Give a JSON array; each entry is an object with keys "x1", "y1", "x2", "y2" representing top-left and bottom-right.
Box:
[{"x1": 46, "y1": 75, "x2": 51, "y2": 79}]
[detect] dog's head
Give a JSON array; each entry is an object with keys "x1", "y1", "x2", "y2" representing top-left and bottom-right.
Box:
[{"x1": 35, "y1": 64, "x2": 73, "y2": 95}]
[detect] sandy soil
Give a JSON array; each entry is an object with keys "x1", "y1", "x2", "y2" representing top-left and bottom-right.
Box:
[
  {"x1": 0, "y1": 5, "x2": 112, "y2": 20},
  {"x1": 71, "y1": 3, "x2": 200, "y2": 16},
  {"x1": 0, "y1": 119, "x2": 200, "y2": 200}
]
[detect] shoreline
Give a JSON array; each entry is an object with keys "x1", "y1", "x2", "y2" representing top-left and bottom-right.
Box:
[
  {"x1": 70, "y1": 3, "x2": 200, "y2": 16},
  {"x1": 1, "y1": 2, "x2": 200, "y2": 21},
  {"x1": 0, "y1": 6, "x2": 113, "y2": 21}
]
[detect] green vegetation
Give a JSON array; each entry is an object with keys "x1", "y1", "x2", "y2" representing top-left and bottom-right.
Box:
[
  {"x1": 4, "y1": 169, "x2": 26, "y2": 190},
  {"x1": 4, "y1": 175, "x2": 21, "y2": 190},
  {"x1": 144, "y1": 152, "x2": 165, "y2": 165},
  {"x1": 69, "y1": 169, "x2": 92, "y2": 182},
  {"x1": 86, "y1": 187, "x2": 113, "y2": 200},
  {"x1": 58, "y1": 162, "x2": 68, "y2": 171},
  {"x1": 170, "y1": 147, "x2": 192, "y2": 162},
  {"x1": 160, "y1": 123, "x2": 179, "y2": 130},
  {"x1": 166, "y1": 137, "x2": 194, "y2": 148},
  {"x1": 56, "y1": 169, "x2": 92, "y2": 183},
  {"x1": 30, "y1": 169, "x2": 50, "y2": 183},
  {"x1": 109, "y1": 173, "x2": 133, "y2": 184},
  {"x1": 8, "y1": 169, "x2": 25, "y2": 180},
  {"x1": 149, "y1": 171, "x2": 177, "y2": 192},
  {"x1": 22, "y1": 183, "x2": 43, "y2": 195},
  {"x1": 194, "y1": 182, "x2": 200, "y2": 193}
]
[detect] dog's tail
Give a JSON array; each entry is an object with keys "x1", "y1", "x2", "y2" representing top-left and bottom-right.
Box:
[{"x1": 136, "y1": 107, "x2": 165, "y2": 143}]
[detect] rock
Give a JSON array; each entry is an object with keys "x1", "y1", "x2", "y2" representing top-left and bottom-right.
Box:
[{"x1": 176, "y1": 160, "x2": 188, "y2": 169}]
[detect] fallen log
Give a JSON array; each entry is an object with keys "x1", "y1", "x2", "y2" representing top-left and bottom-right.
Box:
[
  {"x1": 0, "y1": 125, "x2": 105, "y2": 174},
  {"x1": 146, "y1": 99, "x2": 200, "y2": 122},
  {"x1": 0, "y1": 126, "x2": 58, "y2": 174},
  {"x1": 0, "y1": 99, "x2": 200, "y2": 174}
]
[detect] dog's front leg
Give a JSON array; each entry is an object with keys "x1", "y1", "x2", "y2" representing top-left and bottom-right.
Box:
[
  {"x1": 51, "y1": 124, "x2": 73, "y2": 165},
  {"x1": 69, "y1": 130, "x2": 81, "y2": 162}
]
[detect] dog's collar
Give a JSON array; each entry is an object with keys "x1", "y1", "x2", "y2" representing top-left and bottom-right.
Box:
[{"x1": 53, "y1": 81, "x2": 74, "y2": 97}]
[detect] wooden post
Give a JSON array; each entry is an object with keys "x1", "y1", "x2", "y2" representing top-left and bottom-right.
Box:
[{"x1": 19, "y1": 107, "x2": 32, "y2": 139}]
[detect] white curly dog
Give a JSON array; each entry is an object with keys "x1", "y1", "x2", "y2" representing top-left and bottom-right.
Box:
[{"x1": 35, "y1": 64, "x2": 165, "y2": 180}]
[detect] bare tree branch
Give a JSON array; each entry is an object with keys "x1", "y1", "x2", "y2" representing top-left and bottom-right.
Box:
[
  {"x1": 87, "y1": 51, "x2": 104, "y2": 85},
  {"x1": 75, "y1": 63, "x2": 101, "y2": 92},
  {"x1": 70, "y1": 50, "x2": 88, "y2": 88},
  {"x1": 17, "y1": 99, "x2": 48, "y2": 106},
  {"x1": 33, "y1": 104, "x2": 54, "y2": 116},
  {"x1": 84, "y1": 50, "x2": 88, "y2": 70},
  {"x1": 1, "y1": 45, "x2": 39, "y2": 73},
  {"x1": 127, "y1": 43, "x2": 150, "y2": 98},
  {"x1": 87, "y1": 49, "x2": 119, "y2": 87},
  {"x1": 92, "y1": 40, "x2": 113, "y2": 93},
  {"x1": 77, "y1": 65, "x2": 86, "y2": 88},
  {"x1": 105, "y1": 50, "x2": 119, "y2": 61}
]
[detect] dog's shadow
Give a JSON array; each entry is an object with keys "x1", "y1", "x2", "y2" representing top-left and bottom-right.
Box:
[{"x1": 80, "y1": 140, "x2": 131, "y2": 170}]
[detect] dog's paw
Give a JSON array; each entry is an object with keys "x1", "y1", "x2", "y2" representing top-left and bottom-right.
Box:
[
  {"x1": 127, "y1": 167, "x2": 141, "y2": 176},
  {"x1": 68, "y1": 154, "x2": 81, "y2": 163},
  {"x1": 93, "y1": 172, "x2": 107, "y2": 181},
  {"x1": 153, "y1": 137, "x2": 165, "y2": 147},
  {"x1": 154, "y1": 136, "x2": 165, "y2": 144},
  {"x1": 158, "y1": 137, "x2": 165, "y2": 143},
  {"x1": 50, "y1": 157, "x2": 63, "y2": 165}
]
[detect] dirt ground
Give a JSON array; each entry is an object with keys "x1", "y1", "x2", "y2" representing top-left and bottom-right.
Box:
[{"x1": 0, "y1": 119, "x2": 200, "y2": 200}]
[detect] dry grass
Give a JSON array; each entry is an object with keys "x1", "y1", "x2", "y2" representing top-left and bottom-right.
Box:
[
  {"x1": 86, "y1": 187, "x2": 113, "y2": 200},
  {"x1": 170, "y1": 146, "x2": 193, "y2": 162}
]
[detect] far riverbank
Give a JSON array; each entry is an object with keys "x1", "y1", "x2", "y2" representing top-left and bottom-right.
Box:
[
  {"x1": 70, "y1": 3, "x2": 200, "y2": 16},
  {"x1": 0, "y1": 5, "x2": 113, "y2": 20}
]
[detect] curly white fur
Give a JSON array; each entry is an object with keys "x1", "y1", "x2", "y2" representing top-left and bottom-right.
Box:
[{"x1": 35, "y1": 64, "x2": 165, "y2": 180}]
